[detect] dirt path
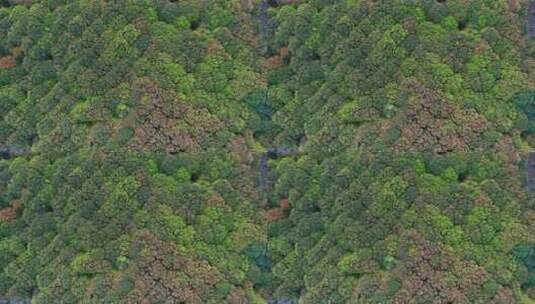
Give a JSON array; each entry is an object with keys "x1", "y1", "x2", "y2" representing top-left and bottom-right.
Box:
[
  {"x1": 0, "y1": 147, "x2": 30, "y2": 159},
  {"x1": 529, "y1": 1, "x2": 535, "y2": 37}
]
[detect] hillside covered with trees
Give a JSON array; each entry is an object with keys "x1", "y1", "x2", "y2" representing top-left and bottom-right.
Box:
[{"x1": 1, "y1": 0, "x2": 535, "y2": 303}]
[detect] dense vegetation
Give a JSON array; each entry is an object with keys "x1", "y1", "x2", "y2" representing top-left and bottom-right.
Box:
[{"x1": 0, "y1": 0, "x2": 535, "y2": 303}]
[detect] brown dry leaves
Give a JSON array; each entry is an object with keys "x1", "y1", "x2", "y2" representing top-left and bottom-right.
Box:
[
  {"x1": 394, "y1": 81, "x2": 488, "y2": 154},
  {"x1": 0, "y1": 200, "x2": 22, "y2": 222},
  {"x1": 127, "y1": 79, "x2": 223, "y2": 154}
]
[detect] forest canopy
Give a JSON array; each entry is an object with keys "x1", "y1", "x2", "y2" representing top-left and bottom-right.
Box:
[{"x1": 0, "y1": 0, "x2": 535, "y2": 303}]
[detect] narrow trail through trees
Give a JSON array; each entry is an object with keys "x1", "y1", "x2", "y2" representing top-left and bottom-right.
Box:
[
  {"x1": 529, "y1": 1, "x2": 535, "y2": 38},
  {"x1": 256, "y1": 0, "x2": 300, "y2": 194},
  {"x1": 259, "y1": 147, "x2": 299, "y2": 191},
  {"x1": 0, "y1": 147, "x2": 30, "y2": 159}
]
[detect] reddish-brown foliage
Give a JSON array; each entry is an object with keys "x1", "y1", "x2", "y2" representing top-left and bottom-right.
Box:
[
  {"x1": 473, "y1": 193, "x2": 492, "y2": 207},
  {"x1": 0, "y1": 207, "x2": 17, "y2": 222},
  {"x1": 0, "y1": 56, "x2": 16, "y2": 69},
  {"x1": 263, "y1": 56, "x2": 283, "y2": 70},
  {"x1": 0, "y1": 45, "x2": 23, "y2": 69},
  {"x1": 394, "y1": 81, "x2": 488, "y2": 154},
  {"x1": 507, "y1": 0, "x2": 518, "y2": 12},
  {"x1": 279, "y1": 198, "x2": 290, "y2": 210},
  {"x1": 392, "y1": 230, "x2": 489, "y2": 304},
  {"x1": 264, "y1": 199, "x2": 291, "y2": 222},
  {"x1": 474, "y1": 40, "x2": 491, "y2": 55},
  {"x1": 206, "y1": 192, "x2": 225, "y2": 207},
  {"x1": 127, "y1": 79, "x2": 223, "y2": 153},
  {"x1": 265, "y1": 208, "x2": 285, "y2": 222},
  {"x1": 0, "y1": 200, "x2": 22, "y2": 222},
  {"x1": 226, "y1": 287, "x2": 248, "y2": 304},
  {"x1": 121, "y1": 231, "x2": 224, "y2": 303},
  {"x1": 263, "y1": 47, "x2": 290, "y2": 70},
  {"x1": 240, "y1": 0, "x2": 254, "y2": 12},
  {"x1": 279, "y1": 46, "x2": 289, "y2": 58},
  {"x1": 206, "y1": 40, "x2": 228, "y2": 59},
  {"x1": 228, "y1": 136, "x2": 253, "y2": 164},
  {"x1": 490, "y1": 288, "x2": 516, "y2": 304},
  {"x1": 494, "y1": 135, "x2": 519, "y2": 164}
]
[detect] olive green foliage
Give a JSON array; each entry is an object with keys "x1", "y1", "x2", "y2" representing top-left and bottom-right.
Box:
[
  {"x1": 261, "y1": 0, "x2": 535, "y2": 302},
  {"x1": 0, "y1": 0, "x2": 535, "y2": 303},
  {"x1": 0, "y1": 0, "x2": 266, "y2": 302}
]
